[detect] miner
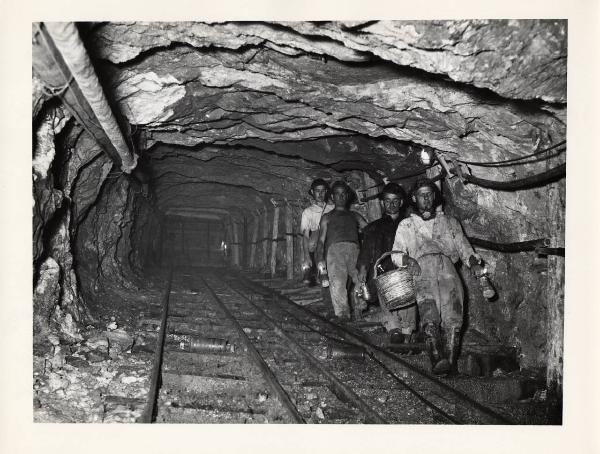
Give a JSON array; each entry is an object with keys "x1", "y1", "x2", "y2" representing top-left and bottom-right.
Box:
[
  {"x1": 300, "y1": 178, "x2": 334, "y2": 286},
  {"x1": 391, "y1": 178, "x2": 485, "y2": 375},
  {"x1": 315, "y1": 180, "x2": 367, "y2": 320},
  {"x1": 356, "y1": 182, "x2": 417, "y2": 343}
]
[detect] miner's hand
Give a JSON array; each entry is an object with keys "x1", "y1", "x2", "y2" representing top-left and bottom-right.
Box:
[{"x1": 317, "y1": 261, "x2": 327, "y2": 273}]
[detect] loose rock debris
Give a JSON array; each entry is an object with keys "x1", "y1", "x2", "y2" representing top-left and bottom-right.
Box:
[{"x1": 34, "y1": 322, "x2": 152, "y2": 423}]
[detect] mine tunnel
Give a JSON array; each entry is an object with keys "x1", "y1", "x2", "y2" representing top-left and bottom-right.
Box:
[{"x1": 32, "y1": 21, "x2": 566, "y2": 424}]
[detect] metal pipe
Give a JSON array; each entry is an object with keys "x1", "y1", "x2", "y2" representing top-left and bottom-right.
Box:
[{"x1": 44, "y1": 22, "x2": 137, "y2": 173}]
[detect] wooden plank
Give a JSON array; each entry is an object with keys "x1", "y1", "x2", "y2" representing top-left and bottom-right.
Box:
[
  {"x1": 161, "y1": 372, "x2": 254, "y2": 394},
  {"x1": 157, "y1": 406, "x2": 268, "y2": 424}
]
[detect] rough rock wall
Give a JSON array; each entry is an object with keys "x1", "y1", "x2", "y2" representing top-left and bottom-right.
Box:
[
  {"x1": 545, "y1": 158, "x2": 565, "y2": 393},
  {"x1": 445, "y1": 174, "x2": 565, "y2": 386},
  {"x1": 74, "y1": 174, "x2": 159, "y2": 314},
  {"x1": 32, "y1": 87, "x2": 159, "y2": 341},
  {"x1": 32, "y1": 100, "x2": 113, "y2": 341},
  {"x1": 128, "y1": 185, "x2": 163, "y2": 273}
]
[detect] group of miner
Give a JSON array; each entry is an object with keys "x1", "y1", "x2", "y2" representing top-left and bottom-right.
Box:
[{"x1": 299, "y1": 177, "x2": 493, "y2": 375}]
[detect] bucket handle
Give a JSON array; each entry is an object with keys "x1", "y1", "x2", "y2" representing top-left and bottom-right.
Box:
[{"x1": 373, "y1": 250, "x2": 406, "y2": 278}]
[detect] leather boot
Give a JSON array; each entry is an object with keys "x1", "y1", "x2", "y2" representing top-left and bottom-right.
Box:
[
  {"x1": 423, "y1": 323, "x2": 450, "y2": 375},
  {"x1": 446, "y1": 326, "x2": 461, "y2": 374}
]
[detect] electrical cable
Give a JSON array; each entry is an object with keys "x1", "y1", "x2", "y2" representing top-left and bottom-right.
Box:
[
  {"x1": 455, "y1": 147, "x2": 565, "y2": 168},
  {"x1": 457, "y1": 163, "x2": 565, "y2": 191},
  {"x1": 468, "y1": 237, "x2": 550, "y2": 253},
  {"x1": 355, "y1": 140, "x2": 565, "y2": 195},
  {"x1": 454, "y1": 140, "x2": 566, "y2": 167}
]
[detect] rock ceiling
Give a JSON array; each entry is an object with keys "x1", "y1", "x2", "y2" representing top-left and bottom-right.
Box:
[{"x1": 83, "y1": 20, "x2": 566, "y2": 216}]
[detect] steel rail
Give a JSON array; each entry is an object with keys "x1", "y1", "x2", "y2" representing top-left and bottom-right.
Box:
[
  {"x1": 226, "y1": 276, "x2": 460, "y2": 424},
  {"x1": 234, "y1": 271, "x2": 515, "y2": 425},
  {"x1": 367, "y1": 353, "x2": 460, "y2": 424},
  {"x1": 138, "y1": 267, "x2": 173, "y2": 423},
  {"x1": 198, "y1": 276, "x2": 305, "y2": 423},
  {"x1": 217, "y1": 277, "x2": 388, "y2": 424}
]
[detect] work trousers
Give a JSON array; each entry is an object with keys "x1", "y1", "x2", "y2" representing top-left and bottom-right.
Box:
[
  {"x1": 414, "y1": 254, "x2": 464, "y2": 331},
  {"x1": 326, "y1": 242, "x2": 360, "y2": 318},
  {"x1": 378, "y1": 298, "x2": 417, "y2": 334}
]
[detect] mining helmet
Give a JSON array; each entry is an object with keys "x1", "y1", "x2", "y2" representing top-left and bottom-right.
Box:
[
  {"x1": 378, "y1": 182, "x2": 407, "y2": 201},
  {"x1": 410, "y1": 177, "x2": 442, "y2": 206}
]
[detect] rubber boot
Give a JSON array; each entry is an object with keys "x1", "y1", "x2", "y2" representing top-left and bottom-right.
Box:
[
  {"x1": 389, "y1": 328, "x2": 404, "y2": 345},
  {"x1": 446, "y1": 326, "x2": 462, "y2": 375},
  {"x1": 302, "y1": 266, "x2": 312, "y2": 286},
  {"x1": 424, "y1": 323, "x2": 450, "y2": 375}
]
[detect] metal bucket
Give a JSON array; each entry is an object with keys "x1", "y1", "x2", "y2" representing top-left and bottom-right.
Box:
[{"x1": 372, "y1": 251, "x2": 415, "y2": 311}]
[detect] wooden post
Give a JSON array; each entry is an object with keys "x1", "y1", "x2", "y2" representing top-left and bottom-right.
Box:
[
  {"x1": 293, "y1": 207, "x2": 302, "y2": 275},
  {"x1": 226, "y1": 221, "x2": 234, "y2": 267},
  {"x1": 158, "y1": 219, "x2": 164, "y2": 266},
  {"x1": 249, "y1": 212, "x2": 259, "y2": 269},
  {"x1": 362, "y1": 171, "x2": 382, "y2": 222},
  {"x1": 180, "y1": 220, "x2": 185, "y2": 266},
  {"x1": 242, "y1": 216, "x2": 248, "y2": 268},
  {"x1": 270, "y1": 205, "x2": 280, "y2": 277},
  {"x1": 206, "y1": 221, "x2": 211, "y2": 262},
  {"x1": 426, "y1": 166, "x2": 444, "y2": 213},
  {"x1": 285, "y1": 203, "x2": 294, "y2": 280},
  {"x1": 232, "y1": 220, "x2": 241, "y2": 267},
  {"x1": 261, "y1": 208, "x2": 269, "y2": 271}
]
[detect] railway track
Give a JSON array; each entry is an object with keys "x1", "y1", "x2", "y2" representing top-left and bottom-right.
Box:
[{"x1": 136, "y1": 267, "x2": 515, "y2": 424}]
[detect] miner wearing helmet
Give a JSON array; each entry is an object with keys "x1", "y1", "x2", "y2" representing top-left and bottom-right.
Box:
[
  {"x1": 391, "y1": 177, "x2": 483, "y2": 375},
  {"x1": 356, "y1": 182, "x2": 417, "y2": 344}
]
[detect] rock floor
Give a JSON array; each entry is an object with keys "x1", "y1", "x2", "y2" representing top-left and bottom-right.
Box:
[{"x1": 32, "y1": 271, "x2": 561, "y2": 424}]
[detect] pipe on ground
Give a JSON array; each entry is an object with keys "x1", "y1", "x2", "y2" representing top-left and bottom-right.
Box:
[{"x1": 44, "y1": 22, "x2": 137, "y2": 173}]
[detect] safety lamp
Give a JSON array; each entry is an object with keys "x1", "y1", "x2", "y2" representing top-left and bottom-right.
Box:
[{"x1": 419, "y1": 148, "x2": 433, "y2": 165}]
